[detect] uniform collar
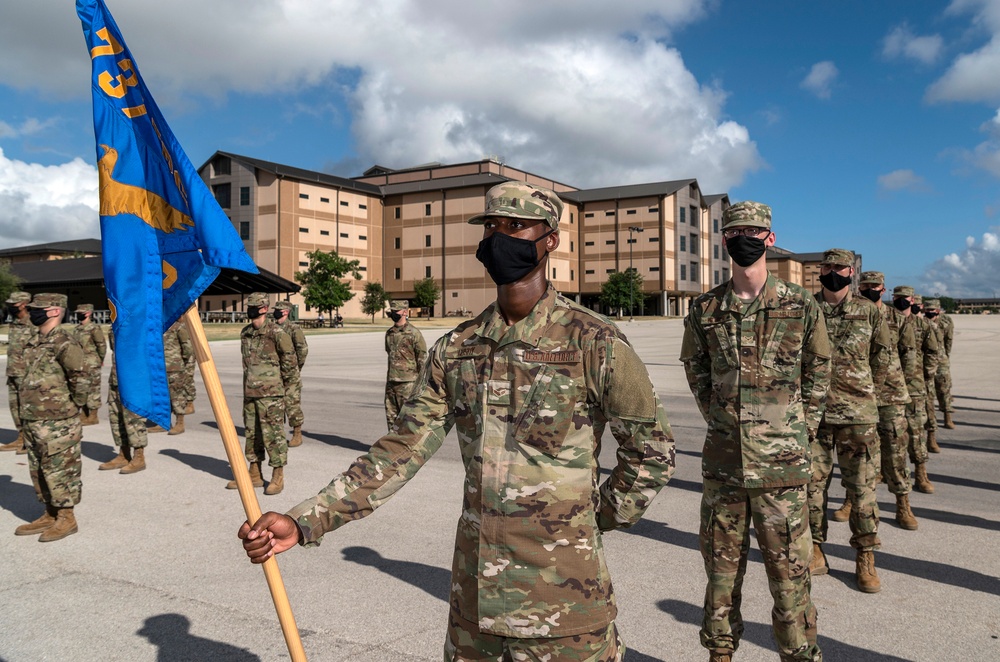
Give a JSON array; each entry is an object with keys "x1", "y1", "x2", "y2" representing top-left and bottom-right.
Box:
[
  {"x1": 719, "y1": 273, "x2": 780, "y2": 315},
  {"x1": 476, "y1": 284, "x2": 558, "y2": 348}
]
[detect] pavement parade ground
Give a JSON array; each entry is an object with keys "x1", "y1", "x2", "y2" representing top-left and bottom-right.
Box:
[{"x1": 1, "y1": 316, "x2": 998, "y2": 662}]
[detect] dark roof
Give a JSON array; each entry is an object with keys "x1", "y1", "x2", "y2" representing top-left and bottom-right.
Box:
[
  {"x1": 702, "y1": 193, "x2": 728, "y2": 207},
  {"x1": 560, "y1": 179, "x2": 696, "y2": 203},
  {"x1": 380, "y1": 172, "x2": 513, "y2": 196},
  {"x1": 0, "y1": 238, "x2": 103, "y2": 258},
  {"x1": 10, "y1": 257, "x2": 299, "y2": 295},
  {"x1": 205, "y1": 151, "x2": 381, "y2": 195}
]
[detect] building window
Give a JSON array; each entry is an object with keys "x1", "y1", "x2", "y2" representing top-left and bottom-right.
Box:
[
  {"x1": 649, "y1": 236, "x2": 659, "y2": 243},
  {"x1": 626, "y1": 209, "x2": 636, "y2": 215},
  {"x1": 394, "y1": 268, "x2": 400, "y2": 279},
  {"x1": 359, "y1": 266, "x2": 366, "y2": 272},
  {"x1": 552, "y1": 269, "x2": 557, "y2": 279},
  {"x1": 722, "y1": 268, "x2": 729, "y2": 281},
  {"x1": 690, "y1": 206, "x2": 698, "y2": 224},
  {"x1": 299, "y1": 193, "x2": 309, "y2": 200},
  {"x1": 571, "y1": 270, "x2": 574, "y2": 280},
  {"x1": 452, "y1": 292, "x2": 458, "y2": 298},
  {"x1": 359, "y1": 204, "x2": 367, "y2": 210},
  {"x1": 212, "y1": 183, "x2": 231, "y2": 208},
  {"x1": 690, "y1": 234, "x2": 698, "y2": 255},
  {"x1": 679, "y1": 207, "x2": 685, "y2": 224},
  {"x1": 570, "y1": 213, "x2": 575, "y2": 222},
  {"x1": 585, "y1": 269, "x2": 595, "y2": 275},
  {"x1": 585, "y1": 212, "x2": 594, "y2": 218},
  {"x1": 680, "y1": 236, "x2": 686, "y2": 252},
  {"x1": 340, "y1": 201, "x2": 349, "y2": 207},
  {"x1": 298, "y1": 261, "x2": 308, "y2": 267},
  {"x1": 299, "y1": 227, "x2": 309, "y2": 233},
  {"x1": 321, "y1": 197, "x2": 330, "y2": 203},
  {"x1": 320, "y1": 230, "x2": 330, "y2": 236},
  {"x1": 394, "y1": 237, "x2": 401, "y2": 250},
  {"x1": 340, "y1": 232, "x2": 348, "y2": 238},
  {"x1": 713, "y1": 218, "x2": 719, "y2": 233},
  {"x1": 714, "y1": 245, "x2": 719, "y2": 259},
  {"x1": 714, "y1": 270, "x2": 720, "y2": 285},
  {"x1": 606, "y1": 239, "x2": 616, "y2": 245},
  {"x1": 606, "y1": 211, "x2": 615, "y2": 217},
  {"x1": 359, "y1": 234, "x2": 367, "y2": 241},
  {"x1": 680, "y1": 264, "x2": 687, "y2": 280},
  {"x1": 690, "y1": 262, "x2": 698, "y2": 282},
  {"x1": 627, "y1": 238, "x2": 637, "y2": 244},
  {"x1": 690, "y1": 184, "x2": 697, "y2": 197},
  {"x1": 213, "y1": 156, "x2": 231, "y2": 176},
  {"x1": 394, "y1": 207, "x2": 401, "y2": 219},
  {"x1": 606, "y1": 268, "x2": 615, "y2": 274},
  {"x1": 648, "y1": 206, "x2": 659, "y2": 213},
  {"x1": 425, "y1": 266, "x2": 432, "y2": 277},
  {"x1": 585, "y1": 241, "x2": 595, "y2": 246},
  {"x1": 239, "y1": 221, "x2": 250, "y2": 240},
  {"x1": 425, "y1": 235, "x2": 431, "y2": 247},
  {"x1": 425, "y1": 203, "x2": 432, "y2": 216},
  {"x1": 650, "y1": 266, "x2": 660, "y2": 272},
  {"x1": 240, "y1": 186, "x2": 250, "y2": 206}
]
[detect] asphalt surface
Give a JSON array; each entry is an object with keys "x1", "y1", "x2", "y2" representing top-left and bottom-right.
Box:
[{"x1": 1, "y1": 315, "x2": 998, "y2": 662}]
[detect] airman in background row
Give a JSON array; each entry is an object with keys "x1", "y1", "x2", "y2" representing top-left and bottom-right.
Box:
[
  {"x1": 923, "y1": 298, "x2": 955, "y2": 444},
  {"x1": 682, "y1": 201, "x2": 830, "y2": 662},
  {"x1": 808, "y1": 248, "x2": 891, "y2": 594},
  {"x1": 226, "y1": 292, "x2": 299, "y2": 496},
  {"x1": 895, "y1": 289, "x2": 939, "y2": 493},
  {"x1": 1, "y1": 291, "x2": 35, "y2": 454},
  {"x1": 71, "y1": 303, "x2": 106, "y2": 427},
  {"x1": 162, "y1": 319, "x2": 193, "y2": 436},
  {"x1": 14, "y1": 293, "x2": 87, "y2": 542},
  {"x1": 182, "y1": 335, "x2": 197, "y2": 416},
  {"x1": 383, "y1": 298, "x2": 427, "y2": 430},
  {"x1": 100, "y1": 330, "x2": 149, "y2": 474},
  {"x1": 273, "y1": 301, "x2": 307, "y2": 448}
]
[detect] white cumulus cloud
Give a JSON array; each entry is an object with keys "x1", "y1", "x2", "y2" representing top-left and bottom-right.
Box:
[
  {"x1": 800, "y1": 61, "x2": 838, "y2": 99},
  {"x1": 877, "y1": 169, "x2": 930, "y2": 192},
  {"x1": 927, "y1": 0, "x2": 1000, "y2": 102},
  {"x1": 921, "y1": 227, "x2": 1000, "y2": 297},
  {"x1": 883, "y1": 23, "x2": 944, "y2": 64}
]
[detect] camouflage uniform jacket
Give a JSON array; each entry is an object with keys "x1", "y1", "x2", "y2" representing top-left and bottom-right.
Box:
[
  {"x1": 815, "y1": 291, "x2": 891, "y2": 425},
  {"x1": 934, "y1": 314, "x2": 954, "y2": 361},
  {"x1": 163, "y1": 320, "x2": 193, "y2": 373},
  {"x1": 680, "y1": 274, "x2": 832, "y2": 488},
  {"x1": 71, "y1": 320, "x2": 106, "y2": 371},
  {"x1": 384, "y1": 321, "x2": 427, "y2": 383},
  {"x1": 240, "y1": 319, "x2": 298, "y2": 398},
  {"x1": 6, "y1": 317, "x2": 38, "y2": 379},
  {"x1": 875, "y1": 306, "x2": 913, "y2": 407},
  {"x1": 19, "y1": 325, "x2": 87, "y2": 421},
  {"x1": 282, "y1": 321, "x2": 308, "y2": 368},
  {"x1": 287, "y1": 286, "x2": 675, "y2": 638},
  {"x1": 908, "y1": 315, "x2": 940, "y2": 393}
]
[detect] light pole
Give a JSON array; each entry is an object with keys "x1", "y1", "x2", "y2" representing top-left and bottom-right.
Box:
[{"x1": 628, "y1": 226, "x2": 644, "y2": 321}]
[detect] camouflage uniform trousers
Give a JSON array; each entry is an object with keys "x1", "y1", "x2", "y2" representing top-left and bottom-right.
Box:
[
  {"x1": 285, "y1": 378, "x2": 304, "y2": 428},
  {"x1": 7, "y1": 377, "x2": 22, "y2": 431},
  {"x1": 83, "y1": 366, "x2": 102, "y2": 411},
  {"x1": 108, "y1": 387, "x2": 148, "y2": 449},
  {"x1": 167, "y1": 370, "x2": 190, "y2": 415},
  {"x1": 183, "y1": 362, "x2": 197, "y2": 406},
  {"x1": 876, "y1": 405, "x2": 910, "y2": 496},
  {"x1": 923, "y1": 382, "x2": 937, "y2": 433},
  {"x1": 933, "y1": 363, "x2": 953, "y2": 416},
  {"x1": 23, "y1": 416, "x2": 83, "y2": 508},
  {"x1": 444, "y1": 607, "x2": 623, "y2": 662},
  {"x1": 384, "y1": 380, "x2": 417, "y2": 430},
  {"x1": 907, "y1": 396, "x2": 929, "y2": 465},
  {"x1": 808, "y1": 423, "x2": 881, "y2": 552},
  {"x1": 242, "y1": 397, "x2": 287, "y2": 468},
  {"x1": 700, "y1": 480, "x2": 820, "y2": 662}
]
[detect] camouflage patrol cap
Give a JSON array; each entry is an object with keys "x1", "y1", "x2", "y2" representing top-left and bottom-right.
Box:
[
  {"x1": 722, "y1": 201, "x2": 771, "y2": 230},
  {"x1": 273, "y1": 301, "x2": 292, "y2": 311},
  {"x1": 468, "y1": 181, "x2": 564, "y2": 230},
  {"x1": 75, "y1": 303, "x2": 94, "y2": 313},
  {"x1": 821, "y1": 248, "x2": 855, "y2": 267},
  {"x1": 29, "y1": 293, "x2": 67, "y2": 309},
  {"x1": 5, "y1": 291, "x2": 30, "y2": 305},
  {"x1": 389, "y1": 300, "x2": 409, "y2": 311},
  {"x1": 893, "y1": 285, "x2": 915, "y2": 297},
  {"x1": 859, "y1": 271, "x2": 884, "y2": 286},
  {"x1": 912, "y1": 294, "x2": 923, "y2": 304},
  {"x1": 246, "y1": 292, "x2": 269, "y2": 307},
  {"x1": 923, "y1": 298, "x2": 941, "y2": 310}
]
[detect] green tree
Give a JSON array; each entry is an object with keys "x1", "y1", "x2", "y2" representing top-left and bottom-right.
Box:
[
  {"x1": 599, "y1": 269, "x2": 645, "y2": 319},
  {"x1": 361, "y1": 281, "x2": 389, "y2": 323},
  {"x1": 938, "y1": 296, "x2": 957, "y2": 314},
  {"x1": 293, "y1": 250, "x2": 361, "y2": 319},
  {"x1": 412, "y1": 277, "x2": 441, "y2": 315},
  {"x1": 0, "y1": 263, "x2": 20, "y2": 310}
]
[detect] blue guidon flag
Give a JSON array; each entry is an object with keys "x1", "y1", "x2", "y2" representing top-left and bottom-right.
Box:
[{"x1": 77, "y1": 0, "x2": 258, "y2": 427}]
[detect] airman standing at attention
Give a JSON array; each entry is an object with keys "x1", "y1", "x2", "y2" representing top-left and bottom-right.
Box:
[
  {"x1": 14, "y1": 293, "x2": 87, "y2": 542},
  {"x1": 273, "y1": 301, "x2": 308, "y2": 447},
  {"x1": 226, "y1": 292, "x2": 298, "y2": 496},
  {"x1": 807, "y1": 249, "x2": 891, "y2": 593},
  {"x1": 100, "y1": 330, "x2": 149, "y2": 474},
  {"x1": 161, "y1": 318, "x2": 193, "y2": 435},
  {"x1": 923, "y1": 298, "x2": 955, "y2": 441},
  {"x1": 681, "y1": 201, "x2": 830, "y2": 662},
  {"x1": 895, "y1": 288, "x2": 939, "y2": 494},
  {"x1": 1, "y1": 291, "x2": 36, "y2": 454},
  {"x1": 239, "y1": 182, "x2": 675, "y2": 661},
  {"x1": 383, "y1": 299, "x2": 427, "y2": 430},
  {"x1": 72, "y1": 303, "x2": 106, "y2": 426},
  {"x1": 182, "y1": 336, "x2": 197, "y2": 416}
]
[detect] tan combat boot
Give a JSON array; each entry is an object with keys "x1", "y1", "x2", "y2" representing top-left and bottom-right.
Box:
[
  {"x1": 15, "y1": 435, "x2": 27, "y2": 454},
  {"x1": 184, "y1": 402, "x2": 195, "y2": 415},
  {"x1": 895, "y1": 494, "x2": 918, "y2": 530},
  {"x1": 82, "y1": 407, "x2": 99, "y2": 426},
  {"x1": 0, "y1": 433, "x2": 23, "y2": 452},
  {"x1": 99, "y1": 445, "x2": 131, "y2": 471},
  {"x1": 856, "y1": 550, "x2": 881, "y2": 593},
  {"x1": 168, "y1": 414, "x2": 185, "y2": 435},
  {"x1": 38, "y1": 507, "x2": 78, "y2": 542},
  {"x1": 146, "y1": 422, "x2": 166, "y2": 434},
  {"x1": 288, "y1": 426, "x2": 302, "y2": 448},
  {"x1": 709, "y1": 652, "x2": 733, "y2": 662},
  {"x1": 264, "y1": 467, "x2": 284, "y2": 495},
  {"x1": 914, "y1": 462, "x2": 935, "y2": 493},
  {"x1": 927, "y1": 429, "x2": 941, "y2": 453},
  {"x1": 832, "y1": 499, "x2": 852, "y2": 522},
  {"x1": 944, "y1": 412, "x2": 955, "y2": 429},
  {"x1": 120, "y1": 447, "x2": 146, "y2": 474},
  {"x1": 809, "y1": 542, "x2": 829, "y2": 576},
  {"x1": 14, "y1": 506, "x2": 56, "y2": 536},
  {"x1": 226, "y1": 462, "x2": 264, "y2": 489}
]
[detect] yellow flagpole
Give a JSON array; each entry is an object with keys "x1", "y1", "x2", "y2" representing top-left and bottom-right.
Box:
[{"x1": 183, "y1": 306, "x2": 307, "y2": 662}]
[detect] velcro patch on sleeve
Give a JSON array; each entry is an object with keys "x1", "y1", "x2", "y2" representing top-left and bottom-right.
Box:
[{"x1": 605, "y1": 339, "x2": 657, "y2": 422}]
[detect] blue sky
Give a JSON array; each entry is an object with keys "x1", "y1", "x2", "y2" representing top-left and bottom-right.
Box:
[{"x1": 2, "y1": 0, "x2": 1000, "y2": 296}]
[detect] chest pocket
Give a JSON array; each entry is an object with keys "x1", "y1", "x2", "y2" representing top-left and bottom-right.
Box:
[
  {"x1": 761, "y1": 309, "x2": 804, "y2": 375},
  {"x1": 512, "y1": 358, "x2": 583, "y2": 456},
  {"x1": 832, "y1": 313, "x2": 870, "y2": 360},
  {"x1": 704, "y1": 319, "x2": 738, "y2": 370},
  {"x1": 444, "y1": 351, "x2": 486, "y2": 440}
]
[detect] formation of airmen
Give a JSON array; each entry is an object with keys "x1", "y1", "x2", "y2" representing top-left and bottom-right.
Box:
[{"x1": 1, "y1": 183, "x2": 961, "y2": 661}]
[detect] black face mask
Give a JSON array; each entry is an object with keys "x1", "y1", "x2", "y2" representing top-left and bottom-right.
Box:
[
  {"x1": 724, "y1": 235, "x2": 767, "y2": 268},
  {"x1": 75, "y1": 313, "x2": 87, "y2": 323},
  {"x1": 388, "y1": 311, "x2": 402, "y2": 323},
  {"x1": 6, "y1": 305, "x2": 20, "y2": 319},
  {"x1": 925, "y1": 311, "x2": 939, "y2": 319},
  {"x1": 893, "y1": 298, "x2": 911, "y2": 311},
  {"x1": 29, "y1": 308, "x2": 51, "y2": 327},
  {"x1": 860, "y1": 288, "x2": 882, "y2": 303},
  {"x1": 819, "y1": 271, "x2": 852, "y2": 292},
  {"x1": 910, "y1": 304, "x2": 922, "y2": 315},
  {"x1": 247, "y1": 306, "x2": 262, "y2": 320},
  {"x1": 273, "y1": 310, "x2": 284, "y2": 321},
  {"x1": 476, "y1": 230, "x2": 554, "y2": 286}
]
